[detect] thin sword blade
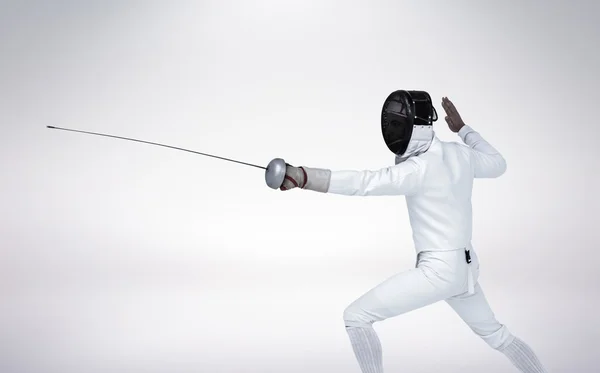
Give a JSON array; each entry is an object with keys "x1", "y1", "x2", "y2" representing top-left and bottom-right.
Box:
[{"x1": 46, "y1": 126, "x2": 267, "y2": 170}]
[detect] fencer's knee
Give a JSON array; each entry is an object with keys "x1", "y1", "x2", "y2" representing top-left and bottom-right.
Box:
[
  {"x1": 343, "y1": 303, "x2": 375, "y2": 328},
  {"x1": 473, "y1": 324, "x2": 516, "y2": 350}
]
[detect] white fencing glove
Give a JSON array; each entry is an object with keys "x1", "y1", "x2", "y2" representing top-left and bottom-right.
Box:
[{"x1": 280, "y1": 164, "x2": 331, "y2": 193}]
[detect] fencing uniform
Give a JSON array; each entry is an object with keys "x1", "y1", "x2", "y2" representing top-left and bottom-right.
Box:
[
  {"x1": 328, "y1": 126, "x2": 547, "y2": 373},
  {"x1": 287, "y1": 125, "x2": 548, "y2": 373},
  {"x1": 281, "y1": 90, "x2": 548, "y2": 372}
]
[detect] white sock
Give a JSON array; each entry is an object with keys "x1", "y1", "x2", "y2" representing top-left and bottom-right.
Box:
[
  {"x1": 346, "y1": 326, "x2": 384, "y2": 373},
  {"x1": 499, "y1": 337, "x2": 548, "y2": 373}
]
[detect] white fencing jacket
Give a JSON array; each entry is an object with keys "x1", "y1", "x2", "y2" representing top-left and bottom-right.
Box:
[{"x1": 327, "y1": 125, "x2": 507, "y2": 254}]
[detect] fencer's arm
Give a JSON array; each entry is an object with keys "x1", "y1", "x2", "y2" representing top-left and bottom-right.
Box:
[
  {"x1": 458, "y1": 125, "x2": 507, "y2": 178},
  {"x1": 302, "y1": 159, "x2": 424, "y2": 196}
]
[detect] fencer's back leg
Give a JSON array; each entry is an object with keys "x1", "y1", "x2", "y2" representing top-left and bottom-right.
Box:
[
  {"x1": 445, "y1": 283, "x2": 548, "y2": 372},
  {"x1": 445, "y1": 282, "x2": 515, "y2": 350}
]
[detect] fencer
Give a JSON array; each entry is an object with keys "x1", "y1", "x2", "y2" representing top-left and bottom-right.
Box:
[{"x1": 279, "y1": 92, "x2": 548, "y2": 373}]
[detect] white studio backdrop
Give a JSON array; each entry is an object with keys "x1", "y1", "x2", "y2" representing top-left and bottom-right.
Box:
[{"x1": 1, "y1": 1, "x2": 598, "y2": 372}]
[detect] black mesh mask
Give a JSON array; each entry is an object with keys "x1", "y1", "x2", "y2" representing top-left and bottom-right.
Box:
[{"x1": 381, "y1": 90, "x2": 438, "y2": 156}]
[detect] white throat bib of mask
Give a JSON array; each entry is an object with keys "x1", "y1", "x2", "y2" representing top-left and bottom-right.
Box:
[{"x1": 395, "y1": 125, "x2": 434, "y2": 164}]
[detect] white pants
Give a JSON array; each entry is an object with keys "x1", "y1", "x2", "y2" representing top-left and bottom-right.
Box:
[{"x1": 343, "y1": 248, "x2": 515, "y2": 350}]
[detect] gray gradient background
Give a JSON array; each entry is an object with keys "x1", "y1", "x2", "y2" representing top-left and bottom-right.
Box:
[{"x1": 1, "y1": 1, "x2": 599, "y2": 372}]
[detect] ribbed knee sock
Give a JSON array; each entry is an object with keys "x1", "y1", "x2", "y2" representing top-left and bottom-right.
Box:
[
  {"x1": 345, "y1": 325, "x2": 384, "y2": 373},
  {"x1": 499, "y1": 337, "x2": 548, "y2": 373}
]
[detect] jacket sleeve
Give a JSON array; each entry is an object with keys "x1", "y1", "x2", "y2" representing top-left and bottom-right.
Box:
[
  {"x1": 458, "y1": 125, "x2": 507, "y2": 178},
  {"x1": 326, "y1": 158, "x2": 425, "y2": 196}
]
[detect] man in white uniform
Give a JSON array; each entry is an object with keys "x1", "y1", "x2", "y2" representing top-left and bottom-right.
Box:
[{"x1": 279, "y1": 94, "x2": 548, "y2": 373}]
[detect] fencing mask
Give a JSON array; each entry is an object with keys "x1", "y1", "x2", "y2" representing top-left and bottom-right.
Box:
[{"x1": 381, "y1": 90, "x2": 438, "y2": 164}]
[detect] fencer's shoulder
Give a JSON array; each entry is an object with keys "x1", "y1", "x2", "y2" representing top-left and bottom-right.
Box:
[
  {"x1": 441, "y1": 139, "x2": 471, "y2": 153},
  {"x1": 397, "y1": 156, "x2": 428, "y2": 178},
  {"x1": 392, "y1": 156, "x2": 425, "y2": 172}
]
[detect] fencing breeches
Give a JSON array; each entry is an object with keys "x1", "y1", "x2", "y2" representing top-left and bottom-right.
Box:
[{"x1": 343, "y1": 249, "x2": 547, "y2": 373}]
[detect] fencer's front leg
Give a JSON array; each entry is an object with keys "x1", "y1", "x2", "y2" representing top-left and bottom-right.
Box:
[{"x1": 279, "y1": 164, "x2": 331, "y2": 192}]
